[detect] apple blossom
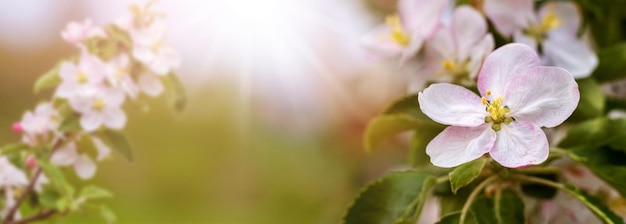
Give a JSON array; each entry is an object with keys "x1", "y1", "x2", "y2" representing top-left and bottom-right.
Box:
[
  {"x1": 418, "y1": 44, "x2": 579, "y2": 168},
  {"x1": 105, "y1": 53, "x2": 140, "y2": 98},
  {"x1": 0, "y1": 157, "x2": 28, "y2": 219},
  {"x1": 361, "y1": 0, "x2": 448, "y2": 62},
  {"x1": 56, "y1": 52, "x2": 107, "y2": 99},
  {"x1": 19, "y1": 102, "x2": 59, "y2": 146},
  {"x1": 50, "y1": 142, "x2": 97, "y2": 179},
  {"x1": 483, "y1": 0, "x2": 598, "y2": 78},
  {"x1": 69, "y1": 86, "x2": 127, "y2": 132},
  {"x1": 61, "y1": 19, "x2": 106, "y2": 45},
  {"x1": 419, "y1": 6, "x2": 494, "y2": 86}
]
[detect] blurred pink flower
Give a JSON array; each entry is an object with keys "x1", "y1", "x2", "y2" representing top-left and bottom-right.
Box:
[
  {"x1": 56, "y1": 52, "x2": 106, "y2": 99},
  {"x1": 69, "y1": 86, "x2": 127, "y2": 132},
  {"x1": 61, "y1": 19, "x2": 106, "y2": 45},
  {"x1": 418, "y1": 44, "x2": 579, "y2": 168},
  {"x1": 51, "y1": 142, "x2": 96, "y2": 179},
  {"x1": 361, "y1": 0, "x2": 448, "y2": 62},
  {"x1": 419, "y1": 5, "x2": 494, "y2": 86},
  {"x1": 19, "y1": 102, "x2": 59, "y2": 147},
  {"x1": 0, "y1": 157, "x2": 27, "y2": 219},
  {"x1": 484, "y1": 0, "x2": 598, "y2": 78}
]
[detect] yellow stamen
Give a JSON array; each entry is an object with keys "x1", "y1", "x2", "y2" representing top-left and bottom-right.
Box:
[
  {"x1": 486, "y1": 90, "x2": 491, "y2": 96},
  {"x1": 93, "y1": 99, "x2": 106, "y2": 111},
  {"x1": 541, "y1": 10, "x2": 561, "y2": 30},
  {"x1": 385, "y1": 14, "x2": 410, "y2": 47},
  {"x1": 481, "y1": 97, "x2": 488, "y2": 105},
  {"x1": 441, "y1": 60, "x2": 457, "y2": 71},
  {"x1": 76, "y1": 71, "x2": 88, "y2": 84},
  {"x1": 484, "y1": 94, "x2": 512, "y2": 131},
  {"x1": 524, "y1": 4, "x2": 561, "y2": 42}
]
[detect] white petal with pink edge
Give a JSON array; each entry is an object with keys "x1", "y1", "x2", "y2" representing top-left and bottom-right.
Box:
[
  {"x1": 490, "y1": 121, "x2": 549, "y2": 168},
  {"x1": 426, "y1": 124, "x2": 496, "y2": 168},
  {"x1": 418, "y1": 83, "x2": 487, "y2": 127}
]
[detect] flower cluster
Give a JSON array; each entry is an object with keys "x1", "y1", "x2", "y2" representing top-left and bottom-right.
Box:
[{"x1": 0, "y1": 2, "x2": 184, "y2": 223}]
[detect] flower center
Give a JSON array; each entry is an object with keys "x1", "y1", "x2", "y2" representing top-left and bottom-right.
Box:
[
  {"x1": 440, "y1": 59, "x2": 470, "y2": 79},
  {"x1": 385, "y1": 14, "x2": 410, "y2": 47},
  {"x1": 92, "y1": 99, "x2": 106, "y2": 111},
  {"x1": 524, "y1": 7, "x2": 561, "y2": 43},
  {"x1": 76, "y1": 71, "x2": 89, "y2": 84},
  {"x1": 481, "y1": 90, "x2": 514, "y2": 131}
]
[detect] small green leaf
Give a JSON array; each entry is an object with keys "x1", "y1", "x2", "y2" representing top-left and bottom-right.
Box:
[
  {"x1": 436, "y1": 211, "x2": 478, "y2": 224},
  {"x1": 343, "y1": 171, "x2": 437, "y2": 224},
  {"x1": 571, "y1": 78, "x2": 605, "y2": 120},
  {"x1": 520, "y1": 173, "x2": 558, "y2": 199},
  {"x1": 409, "y1": 124, "x2": 445, "y2": 167},
  {"x1": 100, "y1": 205, "x2": 117, "y2": 224},
  {"x1": 564, "y1": 184, "x2": 625, "y2": 224},
  {"x1": 470, "y1": 190, "x2": 525, "y2": 224},
  {"x1": 37, "y1": 160, "x2": 74, "y2": 199},
  {"x1": 593, "y1": 43, "x2": 626, "y2": 82},
  {"x1": 364, "y1": 114, "x2": 422, "y2": 152},
  {"x1": 98, "y1": 129, "x2": 133, "y2": 161},
  {"x1": 559, "y1": 117, "x2": 609, "y2": 148},
  {"x1": 34, "y1": 63, "x2": 62, "y2": 94},
  {"x1": 104, "y1": 24, "x2": 132, "y2": 49},
  {"x1": 570, "y1": 146, "x2": 626, "y2": 198},
  {"x1": 39, "y1": 189, "x2": 61, "y2": 209},
  {"x1": 80, "y1": 185, "x2": 113, "y2": 200},
  {"x1": 162, "y1": 73, "x2": 187, "y2": 113},
  {"x1": 1, "y1": 143, "x2": 31, "y2": 155},
  {"x1": 58, "y1": 112, "x2": 82, "y2": 133},
  {"x1": 449, "y1": 159, "x2": 486, "y2": 194}
]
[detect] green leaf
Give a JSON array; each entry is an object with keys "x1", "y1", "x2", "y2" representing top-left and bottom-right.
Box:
[
  {"x1": 520, "y1": 173, "x2": 558, "y2": 199},
  {"x1": 39, "y1": 189, "x2": 61, "y2": 209},
  {"x1": 34, "y1": 62, "x2": 62, "y2": 94},
  {"x1": 162, "y1": 73, "x2": 187, "y2": 113},
  {"x1": 436, "y1": 211, "x2": 478, "y2": 224},
  {"x1": 571, "y1": 78, "x2": 605, "y2": 120},
  {"x1": 97, "y1": 130, "x2": 133, "y2": 161},
  {"x1": 409, "y1": 125, "x2": 444, "y2": 167},
  {"x1": 58, "y1": 112, "x2": 82, "y2": 133},
  {"x1": 80, "y1": 185, "x2": 113, "y2": 200},
  {"x1": 100, "y1": 205, "x2": 117, "y2": 224},
  {"x1": 570, "y1": 146, "x2": 626, "y2": 198},
  {"x1": 342, "y1": 171, "x2": 437, "y2": 224},
  {"x1": 449, "y1": 159, "x2": 486, "y2": 194},
  {"x1": 593, "y1": 43, "x2": 626, "y2": 82},
  {"x1": 37, "y1": 160, "x2": 74, "y2": 199},
  {"x1": 1, "y1": 143, "x2": 31, "y2": 155},
  {"x1": 104, "y1": 24, "x2": 133, "y2": 49},
  {"x1": 470, "y1": 190, "x2": 525, "y2": 224},
  {"x1": 559, "y1": 117, "x2": 609, "y2": 148},
  {"x1": 564, "y1": 184, "x2": 625, "y2": 224}
]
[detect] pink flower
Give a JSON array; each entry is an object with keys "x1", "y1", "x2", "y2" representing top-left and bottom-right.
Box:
[
  {"x1": 19, "y1": 102, "x2": 59, "y2": 147},
  {"x1": 417, "y1": 44, "x2": 579, "y2": 168},
  {"x1": 50, "y1": 142, "x2": 96, "y2": 179},
  {"x1": 69, "y1": 87, "x2": 127, "y2": 132},
  {"x1": 0, "y1": 157, "x2": 28, "y2": 188},
  {"x1": 361, "y1": 0, "x2": 448, "y2": 62},
  {"x1": 56, "y1": 52, "x2": 106, "y2": 99},
  {"x1": 61, "y1": 19, "x2": 106, "y2": 45},
  {"x1": 483, "y1": 0, "x2": 598, "y2": 78},
  {"x1": 419, "y1": 6, "x2": 494, "y2": 86},
  {"x1": 126, "y1": 21, "x2": 180, "y2": 76}
]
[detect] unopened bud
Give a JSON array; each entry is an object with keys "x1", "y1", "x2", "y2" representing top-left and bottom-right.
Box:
[
  {"x1": 26, "y1": 156, "x2": 37, "y2": 168},
  {"x1": 12, "y1": 122, "x2": 23, "y2": 133}
]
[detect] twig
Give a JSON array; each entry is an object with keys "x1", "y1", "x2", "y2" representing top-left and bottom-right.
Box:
[
  {"x1": 459, "y1": 175, "x2": 499, "y2": 224},
  {"x1": 8, "y1": 210, "x2": 56, "y2": 224}
]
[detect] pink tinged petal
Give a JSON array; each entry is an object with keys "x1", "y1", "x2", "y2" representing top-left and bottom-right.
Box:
[
  {"x1": 483, "y1": 0, "x2": 535, "y2": 37},
  {"x1": 452, "y1": 6, "x2": 488, "y2": 60},
  {"x1": 59, "y1": 62, "x2": 78, "y2": 80},
  {"x1": 490, "y1": 121, "x2": 549, "y2": 168},
  {"x1": 80, "y1": 112, "x2": 103, "y2": 132},
  {"x1": 399, "y1": 0, "x2": 448, "y2": 38},
  {"x1": 139, "y1": 74, "x2": 165, "y2": 97},
  {"x1": 73, "y1": 154, "x2": 96, "y2": 179},
  {"x1": 400, "y1": 35, "x2": 426, "y2": 64},
  {"x1": 133, "y1": 46, "x2": 155, "y2": 63},
  {"x1": 91, "y1": 137, "x2": 111, "y2": 161},
  {"x1": 55, "y1": 82, "x2": 79, "y2": 98},
  {"x1": 418, "y1": 83, "x2": 487, "y2": 127},
  {"x1": 542, "y1": 37, "x2": 598, "y2": 79},
  {"x1": 102, "y1": 108, "x2": 127, "y2": 130},
  {"x1": 477, "y1": 43, "x2": 540, "y2": 97},
  {"x1": 50, "y1": 143, "x2": 78, "y2": 166},
  {"x1": 505, "y1": 66, "x2": 579, "y2": 128},
  {"x1": 426, "y1": 124, "x2": 496, "y2": 168},
  {"x1": 541, "y1": 2, "x2": 581, "y2": 38},
  {"x1": 425, "y1": 26, "x2": 455, "y2": 59},
  {"x1": 467, "y1": 35, "x2": 495, "y2": 79},
  {"x1": 104, "y1": 87, "x2": 126, "y2": 107},
  {"x1": 361, "y1": 25, "x2": 405, "y2": 60},
  {"x1": 512, "y1": 31, "x2": 538, "y2": 50}
]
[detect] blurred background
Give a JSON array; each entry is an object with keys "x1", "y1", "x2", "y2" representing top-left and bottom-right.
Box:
[{"x1": 0, "y1": 0, "x2": 414, "y2": 223}]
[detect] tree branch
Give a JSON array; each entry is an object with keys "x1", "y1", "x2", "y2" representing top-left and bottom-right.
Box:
[{"x1": 8, "y1": 210, "x2": 56, "y2": 224}]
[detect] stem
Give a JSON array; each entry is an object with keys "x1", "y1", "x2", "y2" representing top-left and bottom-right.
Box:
[
  {"x1": 459, "y1": 175, "x2": 499, "y2": 224},
  {"x1": 512, "y1": 166, "x2": 560, "y2": 175},
  {"x1": 436, "y1": 175, "x2": 449, "y2": 184},
  {"x1": 8, "y1": 210, "x2": 56, "y2": 224},
  {"x1": 3, "y1": 137, "x2": 64, "y2": 224}
]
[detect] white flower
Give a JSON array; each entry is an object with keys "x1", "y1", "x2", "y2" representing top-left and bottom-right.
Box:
[
  {"x1": 127, "y1": 21, "x2": 180, "y2": 76},
  {"x1": 105, "y1": 53, "x2": 164, "y2": 98},
  {"x1": 55, "y1": 52, "x2": 106, "y2": 99},
  {"x1": 61, "y1": 19, "x2": 106, "y2": 45},
  {"x1": 69, "y1": 86, "x2": 127, "y2": 132},
  {"x1": 50, "y1": 142, "x2": 96, "y2": 179},
  {"x1": 19, "y1": 102, "x2": 59, "y2": 146},
  {"x1": 0, "y1": 157, "x2": 28, "y2": 188}
]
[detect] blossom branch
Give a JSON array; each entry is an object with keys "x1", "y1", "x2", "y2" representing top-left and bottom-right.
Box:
[
  {"x1": 7, "y1": 210, "x2": 56, "y2": 224},
  {"x1": 459, "y1": 175, "x2": 499, "y2": 224}
]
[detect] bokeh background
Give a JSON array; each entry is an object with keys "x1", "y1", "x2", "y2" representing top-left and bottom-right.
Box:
[{"x1": 0, "y1": 0, "x2": 418, "y2": 223}]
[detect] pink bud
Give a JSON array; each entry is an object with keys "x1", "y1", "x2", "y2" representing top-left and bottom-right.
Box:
[
  {"x1": 26, "y1": 156, "x2": 36, "y2": 168},
  {"x1": 12, "y1": 122, "x2": 23, "y2": 133}
]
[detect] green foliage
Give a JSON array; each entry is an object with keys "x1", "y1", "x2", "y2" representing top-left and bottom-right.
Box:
[
  {"x1": 559, "y1": 117, "x2": 626, "y2": 152},
  {"x1": 97, "y1": 129, "x2": 134, "y2": 161},
  {"x1": 58, "y1": 112, "x2": 82, "y2": 133},
  {"x1": 162, "y1": 73, "x2": 187, "y2": 113},
  {"x1": 448, "y1": 159, "x2": 486, "y2": 194},
  {"x1": 593, "y1": 43, "x2": 626, "y2": 82},
  {"x1": 570, "y1": 146, "x2": 626, "y2": 198},
  {"x1": 520, "y1": 173, "x2": 558, "y2": 199},
  {"x1": 342, "y1": 171, "x2": 436, "y2": 224},
  {"x1": 470, "y1": 190, "x2": 525, "y2": 224},
  {"x1": 436, "y1": 211, "x2": 478, "y2": 224},
  {"x1": 409, "y1": 125, "x2": 444, "y2": 167},
  {"x1": 1, "y1": 143, "x2": 31, "y2": 156},
  {"x1": 564, "y1": 184, "x2": 625, "y2": 224},
  {"x1": 104, "y1": 24, "x2": 133, "y2": 49},
  {"x1": 100, "y1": 205, "x2": 117, "y2": 224},
  {"x1": 37, "y1": 160, "x2": 75, "y2": 203},
  {"x1": 39, "y1": 189, "x2": 62, "y2": 209},
  {"x1": 34, "y1": 62, "x2": 62, "y2": 94},
  {"x1": 571, "y1": 78, "x2": 605, "y2": 120},
  {"x1": 80, "y1": 185, "x2": 113, "y2": 200}
]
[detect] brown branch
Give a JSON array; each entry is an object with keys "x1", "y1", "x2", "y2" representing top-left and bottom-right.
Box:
[
  {"x1": 3, "y1": 137, "x2": 64, "y2": 224},
  {"x1": 8, "y1": 210, "x2": 56, "y2": 224}
]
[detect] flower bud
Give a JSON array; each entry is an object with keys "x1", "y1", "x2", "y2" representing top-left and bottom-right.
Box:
[{"x1": 12, "y1": 122, "x2": 23, "y2": 133}]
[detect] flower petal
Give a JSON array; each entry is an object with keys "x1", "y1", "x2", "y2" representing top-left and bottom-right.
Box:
[
  {"x1": 452, "y1": 6, "x2": 488, "y2": 60},
  {"x1": 91, "y1": 136, "x2": 112, "y2": 161},
  {"x1": 361, "y1": 25, "x2": 405, "y2": 60},
  {"x1": 102, "y1": 108, "x2": 127, "y2": 130},
  {"x1": 483, "y1": 0, "x2": 535, "y2": 37},
  {"x1": 541, "y1": 2, "x2": 581, "y2": 38},
  {"x1": 50, "y1": 143, "x2": 78, "y2": 166},
  {"x1": 477, "y1": 43, "x2": 540, "y2": 97},
  {"x1": 490, "y1": 121, "x2": 549, "y2": 168},
  {"x1": 426, "y1": 124, "x2": 495, "y2": 168},
  {"x1": 467, "y1": 34, "x2": 495, "y2": 79},
  {"x1": 139, "y1": 74, "x2": 165, "y2": 97},
  {"x1": 80, "y1": 112, "x2": 103, "y2": 132},
  {"x1": 399, "y1": 0, "x2": 448, "y2": 37},
  {"x1": 419, "y1": 83, "x2": 486, "y2": 126},
  {"x1": 505, "y1": 66, "x2": 579, "y2": 128},
  {"x1": 74, "y1": 154, "x2": 96, "y2": 179},
  {"x1": 542, "y1": 37, "x2": 598, "y2": 79}
]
